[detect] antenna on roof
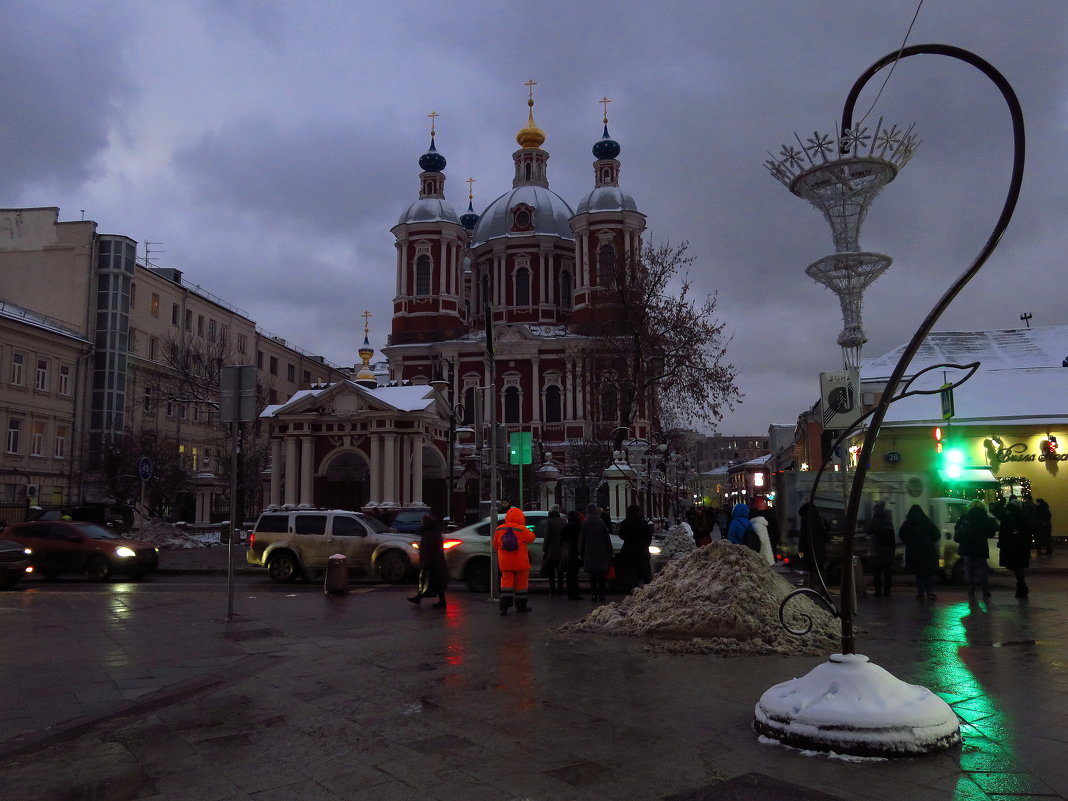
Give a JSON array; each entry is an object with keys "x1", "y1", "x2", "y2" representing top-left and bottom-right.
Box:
[
  {"x1": 144, "y1": 242, "x2": 164, "y2": 267},
  {"x1": 1020, "y1": 312, "x2": 1032, "y2": 329}
]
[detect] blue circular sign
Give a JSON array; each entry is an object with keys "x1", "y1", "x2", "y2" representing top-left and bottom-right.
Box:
[
  {"x1": 885, "y1": 451, "x2": 902, "y2": 464},
  {"x1": 137, "y1": 456, "x2": 154, "y2": 481}
]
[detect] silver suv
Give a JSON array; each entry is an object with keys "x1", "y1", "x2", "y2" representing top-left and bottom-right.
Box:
[{"x1": 246, "y1": 507, "x2": 419, "y2": 584}]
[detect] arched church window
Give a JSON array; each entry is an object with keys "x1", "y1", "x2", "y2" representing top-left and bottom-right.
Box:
[
  {"x1": 601, "y1": 386, "x2": 618, "y2": 423},
  {"x1": 544, "y1": 385, "x2": 562, "y2": 423},
  {"x1": 598, "y1": 244, "x2": 616, "y2": 284},
  {"x1": 415, "y1": 254, "x2": 431, "y2": 296},
  {"x1": 504, "y1": 386, "x2": 521, "y2": 424},
  {"x1": 515, "y1": 268, "x2": 530, "y2": 306},
  {"x1": 462, "y1": 386, "x2": 477, "y2": 425},
  {"x1": 525, "y1": 163, "x2": 532, "y2": 181},
  {"x1": 559, "y1": 271, "x2": 572, "y2": 309}
]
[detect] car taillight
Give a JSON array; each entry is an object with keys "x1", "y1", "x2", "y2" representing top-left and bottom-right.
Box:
[
  {"x1": 248, "y1": 533, "x2": 255, "y2": 547},
  {"x1": 442, "y1": 539, "x2": 463, "y2": 550}
]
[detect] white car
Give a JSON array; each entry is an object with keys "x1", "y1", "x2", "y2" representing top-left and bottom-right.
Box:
[{"x1": 444, "y1": 511, "x2": 664, "y2": 592}]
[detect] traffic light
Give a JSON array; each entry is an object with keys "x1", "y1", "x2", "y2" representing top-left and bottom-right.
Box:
[
  {"x1": 933, "y1": 426, "x2": 943, "y2": 454},
  {"x1": 934, "y1": 427, "x2": 965, "y2": 479}
]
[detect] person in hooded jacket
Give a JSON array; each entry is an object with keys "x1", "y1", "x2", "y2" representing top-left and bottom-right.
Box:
[
  {"x1": 748, "y1": 499, "x2": 775, "y2": 565},
  {"x1": 954, "y1": 499, "x2": 998, "y2": 598},
  {"x1": 1034, "y1": 498, "x2": 1053, "y2": 557},
  {"x1": 617, "y1": 504, "x2": 653, "y2": 587},
  {"x1": 726, "y1": 503, "x2": 756, "y2": 549},
  {"x1": 867, "y1": 501, "x2": 897, "y2": 597},
  {"x1": 493, "y1": 507, "x2": 536, "y2": 615},
  {"x1": 899, "y1": 504, "x2": 940, "y2": 600},
  {"x1": 998, "y1": 496, "x2": 1031, "y2": 598},
  {"x1": 578, "y1": 503, "x2": 614, "y2": 603}
]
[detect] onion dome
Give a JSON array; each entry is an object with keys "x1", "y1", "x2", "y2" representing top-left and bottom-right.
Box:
[
  {"x1": 418, "y1": 136, "x2": 446, "y2": 172},
  {"x1": 516, "y1": 95, "x2": 545, "y2": 149},
  {"x1": 470, "y1": 185, "x2": 575, "y2": 247},
  {"x1": 460, "y1": 199, "x2": 479, "y2": 231},
  {"x1": 592, "y1": 124, "x2": 621, "y2": 160}
]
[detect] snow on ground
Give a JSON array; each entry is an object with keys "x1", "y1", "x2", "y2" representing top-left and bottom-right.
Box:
[
  {"x1": 561, "y1": 540, "x2": 841, "y2": 656},
  {"x1": 137, "y1": 519, "x2": 222, "y2": 549}
]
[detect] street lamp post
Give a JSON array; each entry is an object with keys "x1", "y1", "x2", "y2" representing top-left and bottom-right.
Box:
[{"x1": 757, "y1": 44, "x2": 1025, "y2": 757}]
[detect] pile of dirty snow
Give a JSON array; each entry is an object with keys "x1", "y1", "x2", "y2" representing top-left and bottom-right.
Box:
[
  {"x1": 562, "y1": 541, "x2": 840, "y2": 656},
  {"x1": 137, "y1": 519, "x2": 221, "y2": 549}
]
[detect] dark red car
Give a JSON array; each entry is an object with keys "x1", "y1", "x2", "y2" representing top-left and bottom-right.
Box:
[
  {"x1": 1, "y1": 520, "x2": 158, "y2": 581},
  {"x1": 0, "y1": 539, "x2": 33, "y2": 588}
]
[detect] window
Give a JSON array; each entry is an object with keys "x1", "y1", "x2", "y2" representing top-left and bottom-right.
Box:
[
  {"x1": 171, "y1": 303, "x2": 180, "y2": 326},
  {"x1": 515, "y1": 268, "x2": 530, "y2": 306},
  {"x1": 559, "y1": 271, "x2": 572, "y2": 309},
  {"x1": 151, "y1": 293, "x2": 160, "y2": 318},
  {"x1": 58, "y1": 365, "x2": 71, "y2": 395},
  {"x1": 166, "y1": 400, "x2": 175, "y2": 418},
  {"x1": 35, "y1": 359, "x2": 50, "y2": 391},
  {"x1": 7, "y1": 418, "x2": 21, "y2": 453},
  {"x1": 463, "y1": 386, "x2": 477, "y2": 425},
  {"x1": 143, "y1": 386, "x2": 153, "y2": 412},
  {"x1": 415, "y1": 254, "x2": 431, "y2": 296},
  {"x1": 192, "y1": 404, "x2": 201, "y2": 423},
  {"x1": 257, "y1": 350, "x2": 264, "y2": 369},
  {"x1": 54, "y1": 425, "x2": 69, "y2": 459},
  {"x1": 294, "y1": 515, "x2": 328, "y2": 535},
  {"x1": 269, "y1": 356, "x2": 278, "y2": 375},
  {"x1": 287, "y1": 363, "x2": 296, "y2": 382},
  {"x1": 149, "y1": 337, "x2": 158, "y2": 360},
  {"x1": 184, "y1": 309, "x2": 192, "y2": 330},
  {"x1": 598, "y1": 243, "x2": 616, "y2": 283},
  {"x1": 302, "y1": 370, "x2": 310, "y2": 384},
  {"x1": 208, "y1": 319, "x2": 217, "y2": 341},
  {"x1": 179, "y1": 403, "x2": 187, "y2": 421},
  {"x1": 10, "y1": 352, "x2": 25, "y2": 385},
  {"x1": 238, "y1": 334, "x2": 248, "y2": 354},
  {"x1": 544, "y1": 385, "x2": 562, "y2": 423},
  {"x1": 504, "y1": 386, "x2": 521, "y2": 424},
  {"x1": 31, "y1": 422, "x2": 45, "y2": 456},
  {"x1": 130, "y1": 282, "x2": 137, "y2": 308},
  {"x1": 128, "y1": 328, "x2": 138, "y2": 355}
]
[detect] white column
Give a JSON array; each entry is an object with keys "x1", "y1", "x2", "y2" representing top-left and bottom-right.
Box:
[
  {"x1": 300, "y1": 436, "x2": 315, "y2": 505},
  {"x1": 383, "y1": 433, "x2": 397, "y2": 505},
  {"x1": 369, "y1": 435, "x2": 381, "y2": 506},
  {"x1": 411, "y1": 435, "x2": 424, "y2": 505},
  {"x1": 531, "y1": 356, "x2": 541, "y2": 423},
  {"x1": 284, "y1": 436, "x2": 298, "y2": 505},
  {"x1": 270, "y1": 438, "x2": 282, "y2": 506}
]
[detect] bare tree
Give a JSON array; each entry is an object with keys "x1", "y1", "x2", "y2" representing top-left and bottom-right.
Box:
[{"x1": 578, "y1": 241, "x2": 741, "y2": 448}]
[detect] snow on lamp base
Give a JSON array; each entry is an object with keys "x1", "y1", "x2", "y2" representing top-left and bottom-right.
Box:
[{"x1": 754, "y1": 653, "x2": 961, "y2": 758}]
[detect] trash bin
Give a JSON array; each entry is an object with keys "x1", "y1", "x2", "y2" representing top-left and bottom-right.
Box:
[
  {"x1": 852, "y1": 555, "x2": 867, "y2": 598},
  {"x1": 324, "y1": 553, "x2": 348, "y2": 594}
]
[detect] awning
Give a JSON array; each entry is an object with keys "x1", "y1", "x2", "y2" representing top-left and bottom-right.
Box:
[{"x1": 937, "y1": 466, "x2": 999, "y2": 486}]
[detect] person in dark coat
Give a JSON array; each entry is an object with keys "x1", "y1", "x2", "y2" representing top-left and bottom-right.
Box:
[
  {"x1": 798, "y1": 502, "x2": 828, "y2": 578},
  {"x1": 616, "y1": 504, "x2": 653, "y2": 588},
  {"x1": 407, "y1": 514, "x2": 449, "y2": 609},
  {"x1": 559, "y1": 510, "x2": 583, "y2": 600},
  {"x1": 578, "y1": 503, "x2": 614, "y2": 603},
  {"x1": 954, "y1": 500, "x2": 998, "y2": 599},
  {"x1": 1034, "y1": 498, "x2": 1053, "y2": 556},
  {"x1": 899, "y1": 504, "x2": 940, "y2": 600},
  {"x1": 867, "y1": 501, "x2": 896, "y2": 597},
  {"x1": 540, "y1": 506, "x2": 566, "y2": 596},
  {"x1": 999, "y1": 497, "x2": 1031, "y2": 598}
]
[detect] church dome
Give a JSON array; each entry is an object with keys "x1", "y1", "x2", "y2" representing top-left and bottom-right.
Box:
[
  {"x1": 469, "y1": 185, "x2": 575, "y2": 247},
  {"x1": 460, "y1": 200, "x2": 479, "y2": 231},
  {"x1": 575, "y1": 186, "x2": 640, "y2": 215},
  {"x1": 418, "y1": 137, "x2": 446, "y2": 173},
  {"x1": 397, "y1": 198, "x2": 460, "y2": 226},
  {"x1": 592, "y1": 124, "x2": 621, "y2": 160}
]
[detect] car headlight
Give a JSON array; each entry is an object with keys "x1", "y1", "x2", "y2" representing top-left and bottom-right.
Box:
[
  {"x1": 23, "y1": 548, "x2": 31, "y2": 556},
  {"x1": 648, "y1": 545, "x2": 662, "y2": 555},
  {"x1": 115, "y1": 546, "x2": 136, "y2": 558}
]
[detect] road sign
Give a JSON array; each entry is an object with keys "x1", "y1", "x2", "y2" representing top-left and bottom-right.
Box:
[
  {"x1": 221, "y1": 365, "x2": 258, "y2": 423},
  {"x1": 509, "y1": 431, "x2": 533, "y2": 465},
  {"x1": 940, "y1": 383, "x2": 955, "y2": 420},
  {"x1": 137, "y1": 456, "x2": 154, "y2": 481}
]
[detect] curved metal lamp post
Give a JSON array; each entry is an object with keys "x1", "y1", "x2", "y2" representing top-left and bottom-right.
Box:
[{"x1": 756, "y1": 44, "x2": 1025, "y2": 757}]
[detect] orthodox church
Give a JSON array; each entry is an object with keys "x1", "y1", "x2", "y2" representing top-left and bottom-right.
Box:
[{"x1": 262, "y1": 89, "x2": 655, "y2": 521}]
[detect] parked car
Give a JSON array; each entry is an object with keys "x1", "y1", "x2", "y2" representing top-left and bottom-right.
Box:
[
  {"x1": 246, "y1": 507, "x2": 420, "y2": 584},
  {"x1": 389, "y1": 508, "x2": 428, "y2": 533},
  {"x1": 1, "y1": 520, "x2": 159, "y2": 581},
  {"x1": 445, "y1": 511, "x2": 665, "y2": 592},
  {"x1": 0, "y1": 539, "x2": 33, "y2": 588}
]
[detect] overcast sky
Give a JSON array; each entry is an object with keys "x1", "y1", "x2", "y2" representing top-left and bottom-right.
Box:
[{"x1": 3, "y1": 1, "x2": 1065, "y2": 435}]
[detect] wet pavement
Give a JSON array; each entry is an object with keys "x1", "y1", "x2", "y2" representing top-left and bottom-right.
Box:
[{"x1": 0, "y1": 545, "x2": 1065, "y2": 800}]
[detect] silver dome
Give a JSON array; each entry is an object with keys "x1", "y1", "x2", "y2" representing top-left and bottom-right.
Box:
[
  {"x1": 397, "y1": 198, "x2": 461, "y2": 226},
  {"x1": 575, "y1": 186, "x2": 640, "y2": 215},
  {"x1": 470, "y1": 185, "x2": 575, "y2": 247}
]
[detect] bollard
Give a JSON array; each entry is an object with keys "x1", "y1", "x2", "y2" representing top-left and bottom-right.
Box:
[{"x1": 324, "y1": 553, "x2": 348, "y2": 594}]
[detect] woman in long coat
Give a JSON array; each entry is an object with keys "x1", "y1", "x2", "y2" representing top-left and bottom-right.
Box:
[
  {"x1": 408, "y1": 514, "x2": 449, "y2": 608},
  {"x1": 899, "y1": 504, "x2": 940, "y2": 600},
  {"x1": 998, "y1": 497, "x2": 1031, "y2": 598},
  {"x1": 559, "y1": 511, "x2": 583, "y2": 600},
  {"x1": 616, "y1": 504, "x2": 653, "y2": 588},
  {"x1": 867, "y1": 501, "x2": 897, "y2": 597},
  {"x1": 578, "y1": 504, "x2": 614, "y2": 603}
]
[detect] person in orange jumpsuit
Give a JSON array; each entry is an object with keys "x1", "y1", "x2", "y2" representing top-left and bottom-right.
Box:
[{"x1": 493, "y1": 507, "x2": 536, "y2": 615}]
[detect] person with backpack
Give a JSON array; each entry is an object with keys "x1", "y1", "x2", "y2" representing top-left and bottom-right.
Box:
[
  {"x1": 493, "y1": 507, "x2": 536, "y2": 615},
  {"x1": 954, "y1": 500, "x2": 998, "y2": 599}
]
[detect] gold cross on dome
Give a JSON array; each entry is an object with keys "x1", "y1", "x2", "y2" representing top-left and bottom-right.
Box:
[
  {"x1": 361, "y1": 309, "x2": 372, "y2": 337},
  {"x1": 600, "y1": 96, "x2": 612, "y2": 124},
  {"x1": 427, "y1": 110, "x2": 439, "y2": 136},
  {"x1": 466, "y1": 176, "x2": 476, "y2": 201},
  {"x1": 524, "y1": 78, "x2": 538, "y2": 101}
]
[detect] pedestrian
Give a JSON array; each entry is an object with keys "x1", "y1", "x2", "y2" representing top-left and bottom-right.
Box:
[
  {"x1": 617, "y1": 503, "x2": 653, "y2": 588},
  {"x1": 748, "y1": 498, "x2": 775, "y2": 566},
  {"x1": 407, "y1": 514, "x2": 449, "y2": 609},
  {"x1": 798, "y1": 502, "x2": 829, "y2": 584},
  {"x1": 954, "y1": 500, "x2": 998, "y2": 599},
  {"x1": 716, "y1": 506, "x2": 730, "y2": 539},
  {"x1": 560, "y1": 510, "x2": 584, "y2": 600},
  {"x1": 1035, "y1": 498, "x2": 1053, "y2": 556},
  {"x1": 899, "y1": 504, "x2": 940, "y2": 600},
  {"x1": 999, "y1": 496, "x2": 1031, "y2": 598},
  {"x1": 1021, "y1": 496, "x2": 1040, "y2": 555},
  {"x1": 493, "y1": 507, "x2": 536, "y2": 615},
  {"x1": 867, "y1": 501, "x2": 896, "y2": 597},
  {"x1": 540, "y1": 505, "x2": 566, "y2": 596},
  {"x1": 727, "y1": 502, "x2": 759, "y2": 552},
  {"x1": 578, "y1": 503, "x2": 614, "y2": 603}
]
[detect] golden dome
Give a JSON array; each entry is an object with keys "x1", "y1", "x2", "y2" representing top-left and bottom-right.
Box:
[{"x1": 516, "y1": 96, "x2": 545, "y2": 149}]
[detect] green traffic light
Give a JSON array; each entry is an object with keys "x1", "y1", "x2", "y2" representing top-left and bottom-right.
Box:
[{"x1": 942, "y1": 447, "x2": 965, "y2": 480}]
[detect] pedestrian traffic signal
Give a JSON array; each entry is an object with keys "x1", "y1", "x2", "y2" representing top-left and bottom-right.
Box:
[
  {"x1": 933, "y1": 426, "x2": 943, "y2": 454},
  {"x1": 941, "y1": 444, "x2": 965, "y2": 480}
]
